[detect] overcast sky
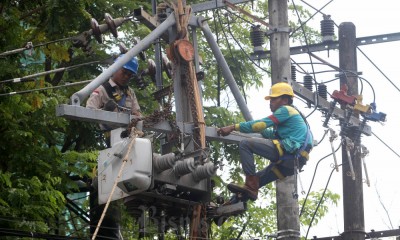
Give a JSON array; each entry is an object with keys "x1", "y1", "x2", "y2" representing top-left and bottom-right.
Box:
[{"x1": 246, "y1": 0, "x2": 400, "y2": 238}]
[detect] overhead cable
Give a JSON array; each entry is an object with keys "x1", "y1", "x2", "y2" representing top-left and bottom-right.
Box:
[
  {"x1": 291, "y1": 0, "x2": 319, "y2": 118},
  {"x1": 357, "y1": 46, "x2": 400, "y2": 93},
  {"x1": 290, "y1": 0, "x2": 335, "y2": 38},
  {"x1": 0, "y1": 59, "x2": 108, "y2": 84},
  {"x1": 305, "y1": 165, "x2": 338, "y2": 239},
  {"x1": 215, "y1": 9, "x2": 248, "y2": 102},
  {"x1": 0, "y1": 38, "x2": 73, "y2": 57},
  {"x1": 0, "y1": 79, "x2": 92, "y2": 97},
  {"x1": 299, "y1": 142, "x2": 342, "y2": 217},
  {"x1": 372, "y1": 131, "x2": 400, "y2": 159}
]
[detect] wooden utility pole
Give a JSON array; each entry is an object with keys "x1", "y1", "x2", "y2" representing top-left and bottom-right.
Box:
[
  {"x1": 269, "y1": 0, "x2": 300, "y2": 239},
  {"x1": 339, "y1": 22, "x2": 365, "y2": 240}
]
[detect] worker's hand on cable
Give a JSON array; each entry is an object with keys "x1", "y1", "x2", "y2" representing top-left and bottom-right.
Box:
[
  {"x1": 104, "y1": 99, "x2": 118, "y2": 111},
  {"x1": 217, "y1": 125, "x2": 235, "y2": 136}
]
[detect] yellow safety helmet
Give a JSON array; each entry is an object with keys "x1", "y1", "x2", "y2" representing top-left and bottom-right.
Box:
[{"x1": 264, "y1": 82, "x2": 295, "y2": 100}]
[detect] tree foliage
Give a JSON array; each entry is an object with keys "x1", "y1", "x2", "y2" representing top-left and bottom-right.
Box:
[{"x1": 0, "y1": 0, "x2": 337, "y2": 239}]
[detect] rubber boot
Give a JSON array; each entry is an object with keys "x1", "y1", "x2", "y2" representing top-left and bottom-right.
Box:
[{"x1": 227, "y1": 175, "x2": 259, "y2": 201}]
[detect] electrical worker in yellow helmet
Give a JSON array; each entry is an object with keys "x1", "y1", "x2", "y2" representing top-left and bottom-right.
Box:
[{"x1": 218, "y1": 82, "x2": 313, "y2": 201}]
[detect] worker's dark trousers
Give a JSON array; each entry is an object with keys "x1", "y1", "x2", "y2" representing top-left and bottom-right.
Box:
[{"x1": 239, "y1": 138, "x2": 298, "y2": 187}]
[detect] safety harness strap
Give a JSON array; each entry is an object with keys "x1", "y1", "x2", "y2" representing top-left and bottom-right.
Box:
[
  {"x1": 102, "y1": 82, "x2": 129, "y2": 104},
  {"x1": 272, "y1": 165, "x2": 286, "y2": 180},
  {"x1": 271, "y1": 126, "x2": 312, "y2": 179}
]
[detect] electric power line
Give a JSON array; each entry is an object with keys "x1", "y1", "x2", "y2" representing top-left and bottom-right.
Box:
[
  {"x1": 215, "y1": 9, "x2": 248, "y2": 103},
  {"x1": 299, "y1": 141, "x2": 342, "y2": 217},
  {"x1": 372, "y1": 131, "x2": 400, "y2": 159},
  {"x1": 0, "y1": 79, "x2": 93, "y2": 97},
  {"x1": 290, "y1": 0, "x2": 335, "y2": 38},
  {"x1": 0, "y1": 59, "x2": 110, "y2": 84},
  {"x1": 357, "y1": 46, "x2": 400, "y2": 94},
  {"x1": 305, "y1": 164, "x2": 339, "y2": 239}
]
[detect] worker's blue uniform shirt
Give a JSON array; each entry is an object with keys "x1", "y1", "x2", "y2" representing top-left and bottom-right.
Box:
[{"x1": 235, "y1": 105, "x2": 313, "y2": 153}]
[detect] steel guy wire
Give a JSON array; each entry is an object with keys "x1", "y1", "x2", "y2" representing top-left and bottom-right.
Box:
[
  {"x1": 372, "y1": 131, "x2": 400, "y2": 159},
  {"x1": 357, "y1": 46, "x2": 400, "y2": 94}
]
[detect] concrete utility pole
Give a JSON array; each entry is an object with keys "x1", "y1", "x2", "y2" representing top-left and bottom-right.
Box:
[
  {"x1": 339, "y1": 22, "x2": 365, "y2": 240},
  {"x1": 269, "y1": 0, "x2": 300, "y2": 239}
]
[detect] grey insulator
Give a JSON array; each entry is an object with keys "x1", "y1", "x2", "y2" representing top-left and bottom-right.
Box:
[
  {"x1": 321, "y1": 15, "x2": 335, "y2": 42},
  {"x1": 303, "y1": 74, "x2": 313, "y2": 92},
  {"x1": 291, "y1": 65, "x2": 297, "y2": 82},
  {"x1": 153, "y1": 153, "x2": 176, "y2": 173},
  {"x1": 192, "y1": 162, "x2": 217, "y2": 182},
  {"x1": 318, "y1": 83, "x2": 328, "y2": 100},
  {"x1": 173, "y1": 157, "x2": 196, "y2": 177},
  {"x1": 250, "y1": 25, "x2": 265, "y2": 53}
]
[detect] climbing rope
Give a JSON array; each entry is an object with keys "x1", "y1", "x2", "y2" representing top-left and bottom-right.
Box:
[{"x1": 91, "y1": 127, "x2": 139, "y2": 240}]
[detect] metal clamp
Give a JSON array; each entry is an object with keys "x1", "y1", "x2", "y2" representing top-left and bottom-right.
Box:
[
  {"x1": 266, "y1": 27, "x2": 292, "y2": 36},
  {"x1": 276, "y1": 229, "x2": 300, "y2": 239}
]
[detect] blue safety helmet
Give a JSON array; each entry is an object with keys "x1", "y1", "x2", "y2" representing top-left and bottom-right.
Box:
[{"x1": 115, "y1": 54, "x2": 139, "y2": 74}]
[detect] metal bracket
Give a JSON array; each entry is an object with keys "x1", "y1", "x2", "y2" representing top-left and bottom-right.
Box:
[
  {"x1": 344, "y1": 137, "x2": 356, "y2": 180},
  {"x1": 266, "y1": 27, "x2": 292, "y2": 35},
  {"x1": 359, "y1": 145, "x2": 370, "y2": 187},
  {"x1": 289, "y1": 80, "x2": 371, "y2": 136},
  {"x1": 329, "y1": 128, "x2": 339, "y2": 172}
]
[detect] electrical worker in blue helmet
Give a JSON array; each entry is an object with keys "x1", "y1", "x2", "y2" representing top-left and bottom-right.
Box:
[
  {"x1": 86, "y1": 54, "x2": 142, "y2": 122},
  {"x1": 86, "y1": 54, "x2": 142, "y2": 239}
]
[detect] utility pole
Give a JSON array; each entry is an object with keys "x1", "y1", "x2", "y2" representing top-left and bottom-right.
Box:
[
  {"x1": 339, "y1": 22, "x2": 365, "y2": 240},
  {"x1": 269, "y1": 0, "x2": 300, "y2": 239}
]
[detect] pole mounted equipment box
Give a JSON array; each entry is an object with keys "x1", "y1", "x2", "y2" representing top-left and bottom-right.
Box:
[{"x1": 98, "y1": 137, "x2": 153, "y2": 204}]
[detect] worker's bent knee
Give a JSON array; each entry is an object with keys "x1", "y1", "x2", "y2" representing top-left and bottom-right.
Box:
[{"x1": 239, "y1": 139, "x2": 251, "y2": 149}]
